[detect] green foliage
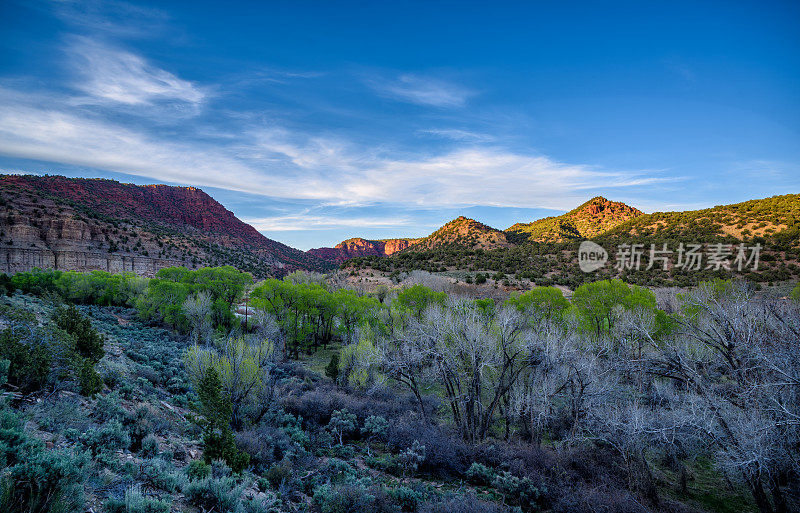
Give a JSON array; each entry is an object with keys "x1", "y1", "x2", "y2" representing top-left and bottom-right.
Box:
[
  {"x1": 9, "y1": 268, "x2": 62, "y2": 296},
  {"x1": 137, "y1": 266, "x2": 252, "y2": 332},
  {"x1": 104, "y1": 486, "x2": 171, "y2": 513},
  {"x1": 394, "y1": 285, "x2": 446, "y2": 320},
  {"x1": 0, "y1": 273, "x2": 16, "y2": 296},
  {"x1": 790, "y1": 282, "x2": 800, "y2": 302},
  {"x1": 491, "y1": 471, "x2": 542, "y2": 510},
  {"x1": 465, "y1": 462, "x2": 496, "y2": 486},
  {"x1": 0, "y1": 328, "x2": 52, "y2": 393},
  {"x1": 252, "y1": 277, "x2": 384, "y2": 358},
  {"x1": 195, "y1": 368, "x2": 249, "y2": 472},
  {"x1": 325, "y1": 352, "x2": 340, "y2": 382},
  {"x1": 186, "y1": 460, "x2": 211, "y2": 481},
  {"x1": 56, "y1": 270, "x2": 146, "y2": 307},
  {"x1": 505, "y1": 286, "x2": 569, "y2": 321},
  {"x1": 53, "y1": 304, "x2": 105, "y2": 396},
  {"x1": 185, "y1": 336, "x2": 276, "y2": 427},
  {"x1": 328, "y1": 408, "x2": 358, "y2": 445},
  {"x1": 571, "y1": 279, "x2": 657, "y2": 338},
  {"x1": 265, "y1": 463, "x2": 291, "y2": 489},
  {"x1": 77, "y1": 357, "x2": 103, "y2": 396},
  {"x1": 0, "y1": 404, "x2": 88, "y2": 513}
]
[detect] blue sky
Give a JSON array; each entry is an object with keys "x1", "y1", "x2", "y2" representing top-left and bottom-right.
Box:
[{"x1": 0, "y1": 1, "x2": 798, "y2": 250}]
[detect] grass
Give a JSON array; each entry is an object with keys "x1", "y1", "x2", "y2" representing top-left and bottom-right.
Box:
[{"x1": 656, "y1": 457, "x2": 756, "y2": 513}]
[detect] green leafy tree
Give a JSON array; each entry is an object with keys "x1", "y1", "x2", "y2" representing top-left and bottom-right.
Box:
[
  {"x1": 571, "y1": 279, "x2": 657, "y2": 339},
  {"x1": 393, "y1": 284, "x2": 446, "y2": 321},
  {"x1": 505, "y1": 286, "x2": 569, "y2": 323}
]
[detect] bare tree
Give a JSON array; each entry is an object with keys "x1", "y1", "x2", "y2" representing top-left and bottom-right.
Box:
[{"x1": 183, "y1": 291, "x2": 213, "y2": 345}]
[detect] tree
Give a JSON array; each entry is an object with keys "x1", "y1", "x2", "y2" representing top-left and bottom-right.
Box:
[
  {"x1": 646, "y1": 281, "x2": 799, "y2": 513},
  {"x1": 183, "y1": 292, "x2": 213, "y2": 345},
  {"x1": 186, "y1": 336, "x2": 277, "y2": 428},
  {"x1": 195, "y1": 367, "x2": 249, "y2": 472},
  {"x1": 505, "y1": 286, "x2": 569, "y2": 325},
  {"x1": 325, "y1": 352, "x2": 340, "y2": 382},
  {"x1": 361, "y1": 415, "x2": 388, "y2": 456},
  {"x1": 572, "y1": 279, "x2": 657, "y2": 340},
  {"x1": 327, "y1": 409, "x2": 357, "y2": 446},
  {"x1": 392, "y1": 284, "x2": 446, "y2": 321}
]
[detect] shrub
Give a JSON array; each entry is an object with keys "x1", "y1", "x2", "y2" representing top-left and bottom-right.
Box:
[
  {"x1": 366, "y1": 454, "x2": 401, "y2": 475},
  {"x1": 186, "y1": 460, "x2": 211, "y2": 481},
  {"x1": 0, "y1": 437, "x2": 88, "y2": 513},
  {"x1": 78, "y1": 357, "x2": 103, "y2": 396},
  {"x1": 124, "y1": 405, "x2": 153, "y2": 453},
  {"x1": 465, "y1": 462, "x2": 496, "y2": 486},
  {"x1": 327, "y1": 408, "x2": 357, "y2": 445},
  {"x1": 388, "y1": 485, "x2": 422, "y2": 512},
  {"x1": 492, "y1": 471, "x2": 541, "y2": 510},
  {"x1": 418, "y1": 492, "x2": 509, "y2": 513},
  {"x1": 140, "y1": 434, "x2": 159, "y2": 457},
  {"x1": 82, "y1": 419, "x2": 131, "y2": 456},
  {"x1": 265, "y1": 463, "x2": 291, "y2": 489},
  {"x1": 0, "y1": 328, "x2": 51, "y2": 392},
  {"x1": 104, "y1": 485, "x2": 171, "y2": 513},
  {"x1": 312, "y1": 483, "x2": 396, "y2": 513},
  {"x1": 195, "y1": 368, "x2": 249, "y2": 472},
  {"x1": 397, "y1": 440, "x2": 426, "y2": 477},
  {"x1": 236, "y1": 425, "x2": 291, "y2": 472},
  {"x1": 387, "y1": 416, "x2": 469, "y2": 477},
  {"x1": 95, "y1": 391, "x2": 126, "y2": 422},
  {"x1": 184, "y1": 476, "x2": 244, "y2": 512},
  {"x1": 325, "y1": 352, "x2": 340, "y2": 382},
  {"x1": 54, "y1": 304, "x2": 105, "y2": 363},
  {"x1": 320, "y1": 457, "x2": 356, "y2": 484}
]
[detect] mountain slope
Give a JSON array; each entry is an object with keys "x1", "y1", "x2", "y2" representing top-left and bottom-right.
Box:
[
  {"x1": 0, "y1": 174, "x2": 331, "y2": 276},
  {"x1": 506, "y1": 197, "x2": 643, "y2": 242},
  {"x1": 406, "y1": 216, "x2": 510, "y2": 251},
  {"x1": 601, "y1": 193, "x2": 800, "y2": 241}
]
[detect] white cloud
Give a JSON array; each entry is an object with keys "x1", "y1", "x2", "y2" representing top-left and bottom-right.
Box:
[
  {"x1": 370, "y1": 74, "x2": 473, "y2": 108},
  {"x1": 0, "y1": 85, "x2": 676, "y2": 213},
  {"x1": 420, "y1": 128, "x2": 495, "y2": 142},
  {"x1": 243, "y1": 213, "x2": 417, "y2": 232},
  {"x1": 69, "y1": 37, "x2": 204, "y2": 105}
]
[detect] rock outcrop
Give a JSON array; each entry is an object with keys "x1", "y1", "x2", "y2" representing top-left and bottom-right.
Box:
[
  {"x1": 407, "y1": 216, "x2": 510, "y2": 251},
  {"x1": 0, "y1": 174, "x2": 331, "y2": 277},
  {"x1": 308, "y1": 237, "x2": 420, "y2": 264},
  {"x1": 506, "y1": 197, "x2": 643, "y2": 242}
]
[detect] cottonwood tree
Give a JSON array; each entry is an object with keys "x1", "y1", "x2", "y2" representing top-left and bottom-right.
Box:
[
  {"x1": 645, "y1": 281, "x2": 800, "y2": 513},
  {"x1": 183, "y1": 291, "x2": 213, "y2": 345},
  {"x1": 186, "y1": 335, "x2": 278, "y2": 429}
]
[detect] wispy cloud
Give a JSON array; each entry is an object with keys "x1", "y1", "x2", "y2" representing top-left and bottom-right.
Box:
[
  {"x1": 69, "y1": 37, "x2": 204, "y2": 106},
  {"x1": 369, "y1": 74, "x2": 474, "y2": 108},
  {"x1": 0, "y1": 81, "x2": 679, "y2": 214},
  {"x1": 420, "y1": 128, "x2": 495, "y2": 143},
  {"x1": 243, "y1": 213, "x2": 417, "y2": 232},
  {"x1": 48, "y1": 0, "x2": 171, "y2": 39}
]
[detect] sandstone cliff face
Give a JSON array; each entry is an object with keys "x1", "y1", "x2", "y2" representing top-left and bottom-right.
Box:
[
  {"x1": 308, "y1": 237, "x2": 421, "y2": 264},
  {"x1": 0, "y1": 174, "x2": 330, "y2": 277}
]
